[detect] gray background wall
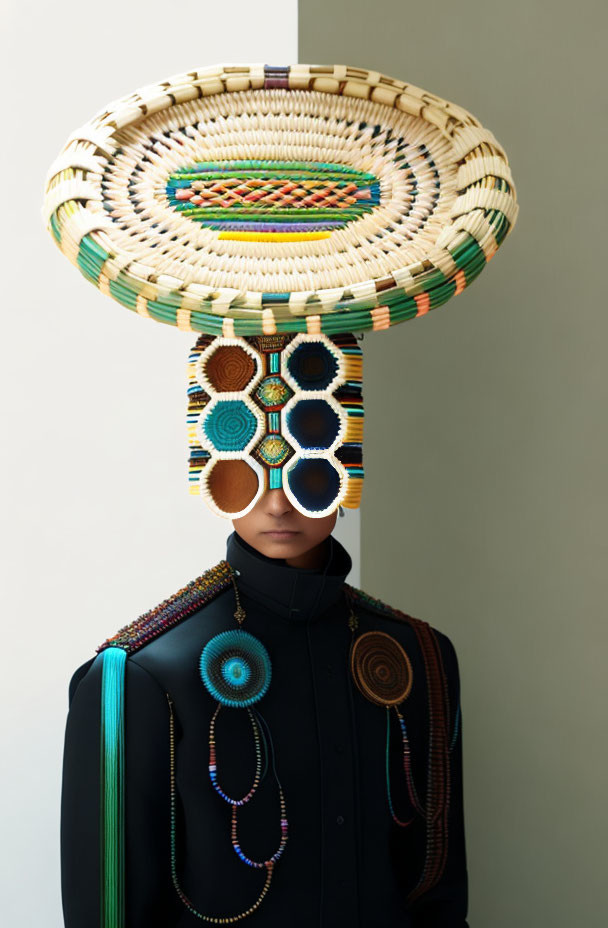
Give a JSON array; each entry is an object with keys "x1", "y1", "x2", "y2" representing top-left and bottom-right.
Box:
[{"x1": 300, "y1": 1, "x2": 607, "y2": 925}]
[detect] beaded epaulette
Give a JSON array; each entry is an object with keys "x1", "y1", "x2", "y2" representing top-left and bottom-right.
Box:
[
  {"x1": 345, "y1": 584, "x2": 431, "y2": 633},
  {"x1": 96, "y1": 560, "x2": 234, "y2": 656},
  {"x1": 344, "y1": 582, "x2": 452, "y2": 905}
]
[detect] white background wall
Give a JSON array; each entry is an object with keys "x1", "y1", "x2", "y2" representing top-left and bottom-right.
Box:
[{"x1": 0, "y1": 4, "x2": 359, "y2": 924}]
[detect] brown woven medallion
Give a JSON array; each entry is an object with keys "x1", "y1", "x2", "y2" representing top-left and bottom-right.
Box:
[{"x1": 350, "y1": 630, "x2": 413, "y2": 707}]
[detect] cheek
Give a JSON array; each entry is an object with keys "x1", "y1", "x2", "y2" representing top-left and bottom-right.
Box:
[
  {"x1": 305, "y1": 512, "x2": 338, "y2": 541},
  {"x1": 231, "y1": 514, "x2": 257, "y2": 543}
]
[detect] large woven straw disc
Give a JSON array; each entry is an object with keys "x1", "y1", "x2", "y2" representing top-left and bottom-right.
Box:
[{"x1": 41, "y1": 63, "x2": 519, "y2": 337}]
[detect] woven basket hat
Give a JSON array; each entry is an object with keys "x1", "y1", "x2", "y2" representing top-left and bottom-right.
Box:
[{"x1": 42, "y1": 62, "x2": 519, "y2": 518}]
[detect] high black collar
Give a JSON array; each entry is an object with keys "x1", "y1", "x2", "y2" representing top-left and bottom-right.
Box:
[{"x1": 225, "y1": 530, "x2": 352, "y2": 623}]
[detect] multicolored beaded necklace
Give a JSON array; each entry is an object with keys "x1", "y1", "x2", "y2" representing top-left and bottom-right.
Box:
[
  {"x1": 166, "y1": 564, "x2": 433, "y2": 922},
  {"x1": 167, "y1": 568, "x2": 287, "y2": 923},
  {"x1": 348, "y1": 621, "x2": 421, "y2": 825},
  {"x1": 345, "y1": 583, "x2": 456, "y2": 903}
]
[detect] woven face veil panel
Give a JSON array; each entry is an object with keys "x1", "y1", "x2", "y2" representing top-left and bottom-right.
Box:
[
  {"x1": 187, "y1": 331, "x2": 364, "y2": 518},
  {"x1": 42, "y1": 62, "x2": 519, "y2": 517}
]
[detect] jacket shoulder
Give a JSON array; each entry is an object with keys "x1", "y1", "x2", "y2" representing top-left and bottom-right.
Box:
[
  {"x1": 345, "y1": 583, "x2": 457, "y2": 650},
  {"x1": 345, "y1": 581, "x2": 461, "y2": 694},
  {"x1": 345, "y1": 582, "x2": 429, "y2": 632},
  {"x1": 95, "y1": 559, "x2": 234, "y2": 657},
  {"x1": 68, "y1": 655, "x2": 97, "y2": 704}
]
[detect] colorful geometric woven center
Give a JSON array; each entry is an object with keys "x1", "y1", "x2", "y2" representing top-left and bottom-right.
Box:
[
  {"x1": 255, "y1": 375, "x2": 294, "y2": 410},
  {"x1": 255, "y1": 434, "x2": 293, "y2": 466},
  {"x1": 165, "y1": 159, "x2": 380, "y2": 237}
]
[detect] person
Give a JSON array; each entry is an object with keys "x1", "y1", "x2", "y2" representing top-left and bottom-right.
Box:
[
  {"x1": 60, "y1": 486, "x2": 469, "y2": 928},
  {"x1": 43, "y1": 59, "x2": 522, "y2": 928}
]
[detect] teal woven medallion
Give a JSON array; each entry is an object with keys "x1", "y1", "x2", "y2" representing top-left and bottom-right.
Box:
[
  {"x1": 199, "y1": 629, "x2": 272, "y2": 708},
  {"x1": 202, "y1": 400, "x2": 259, "y2": 453}
]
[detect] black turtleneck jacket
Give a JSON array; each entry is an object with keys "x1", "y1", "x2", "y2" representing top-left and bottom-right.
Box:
[{"x1": 61, "y1": 531, "x2": 469, "y2": 927}]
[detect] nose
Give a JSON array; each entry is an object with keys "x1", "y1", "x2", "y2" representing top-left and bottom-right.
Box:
[{"x1": 263, "y1": 488, "x2": 294, "y2": 516}]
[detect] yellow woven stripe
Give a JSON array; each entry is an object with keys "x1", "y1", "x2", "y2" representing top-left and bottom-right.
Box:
[
  {"x1": 217, "y1": 231, "x2": 332, "y2": 242},
  {"x1": 344, "y1": 419, "x2": 364, "y2": 442},
  {"x1": 343, "y1": 357, "x2": 362, "y2": 380},
  {"x1": 343, "y1": 478, "x2": 363, "y2": 508}
]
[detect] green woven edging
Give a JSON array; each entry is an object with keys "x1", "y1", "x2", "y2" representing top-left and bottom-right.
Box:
[
  {"x1": 49, "y1": 213, "x2": 61, "y2": 244},
  {"x1": 60, "y1": 206, "x2": 512, "y2": 336},
  {"x1": 108, "y1": 277, "x2": 138, "y2": 311},
  {"x1": 77, "y1": 236, "x2": 112, "y2": 284},
  {"x1": 100, "y1": 646, "x2": 126, "y2": 928}
]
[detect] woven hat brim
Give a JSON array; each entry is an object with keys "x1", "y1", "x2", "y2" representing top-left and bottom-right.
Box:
[{"x1": 42, "y1": 63, "x2": 519, "y2": 337}]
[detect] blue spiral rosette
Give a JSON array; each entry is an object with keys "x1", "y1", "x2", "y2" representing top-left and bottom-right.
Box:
[{"x1": 199, "y1": 629, "x2": 271, "y2": 707}]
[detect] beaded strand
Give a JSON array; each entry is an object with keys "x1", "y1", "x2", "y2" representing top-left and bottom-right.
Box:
[
  {"x1": 346, "y1": 595, "x2": 424, "y2": 828},
  {"x1": 97, "y1": 559, "x2": 453, "y2": 917},
  {"x1": 167, "y1": 693, "x2": 276, "y2": 924},
  {"x1": 208, "y1": 703, "x2": 264, "y2": 805},
  {"x1": 345, "y1": 583, "x2": 452, "y2": 904},
  {"x1": 394, "y1": 706, "x2": 426, "y2": 818},
  {"x1": 166, "y1": 564, "x2": 288, "y2": 923}
]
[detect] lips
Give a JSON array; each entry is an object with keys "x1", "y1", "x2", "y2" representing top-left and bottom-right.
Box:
[{"x1": 263, "y1": 530, "x2": 299, "y2": 537}]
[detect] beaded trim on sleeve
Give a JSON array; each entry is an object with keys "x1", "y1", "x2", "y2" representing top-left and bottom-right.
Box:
[
  {"x1": 344, "y1": 583, "x2": 452, "y2": 905},
  {"x1": 96, "y1": 560, "x2": 234, "y2": 655}
]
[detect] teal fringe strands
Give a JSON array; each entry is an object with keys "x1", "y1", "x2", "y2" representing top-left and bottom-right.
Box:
[{"x1": 100, "y1": 646, "x2": 127, "y2": 928}]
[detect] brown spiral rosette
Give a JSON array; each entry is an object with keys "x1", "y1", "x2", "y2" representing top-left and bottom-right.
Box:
[{"x1": 350, "y1": 630, "x2": 413, "y2": 707}]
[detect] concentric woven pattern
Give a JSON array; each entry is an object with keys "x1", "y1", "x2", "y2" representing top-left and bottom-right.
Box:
[
  {"x1": 186, "y1": 331, "x2": 363, "y2": 518},
  {"x1": 199, "y1": 628, "x2": 272, "y2": 707},
  {"x1": 42, "y1": 63, "x2": 519, "y2": 337},
  {"x1": 350, "y1": 630, "x2": 413, "y2": 707}
]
